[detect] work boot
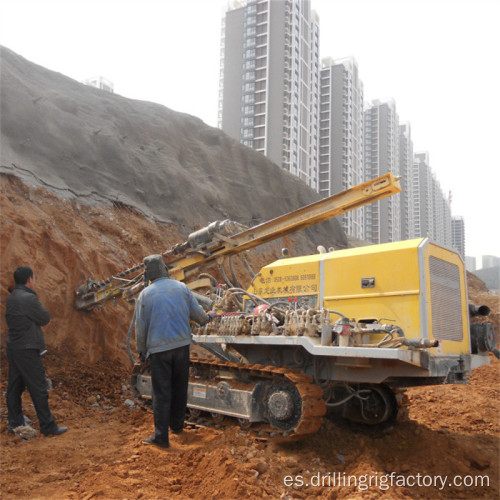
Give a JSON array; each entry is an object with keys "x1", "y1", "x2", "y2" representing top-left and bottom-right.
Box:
[
  {"x1": 142, "y1": 435, "x2": 169, "y2": 448},
  {"x1": 42, "y1": 426, "x2": 68, "y2": 436}
]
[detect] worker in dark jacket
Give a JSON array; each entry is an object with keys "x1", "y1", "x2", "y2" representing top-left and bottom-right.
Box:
[
  {"x1": 5, "y1": 266, "x2": 67, "y2": 436},
  {"x1": 135, "y1": 255, "x2": 213, "y2": 448}
]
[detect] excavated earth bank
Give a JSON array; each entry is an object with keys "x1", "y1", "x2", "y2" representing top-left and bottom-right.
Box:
[{"x1": 1, "y1": 47, "x2": 499, "y2": 499}]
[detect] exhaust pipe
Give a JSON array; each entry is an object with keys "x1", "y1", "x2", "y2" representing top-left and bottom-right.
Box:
[
  {"x1": 468, "y1": 304, "x2": 491, "y2": 317},
  {"x1": 403, "y1": 338, "x2": 439, "y2": 348}
]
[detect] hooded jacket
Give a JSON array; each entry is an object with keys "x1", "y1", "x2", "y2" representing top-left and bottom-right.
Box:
[
  {"x1": 5, "y1": 284, "x2": 51, "y2": 350},
  {"x1": 135, "y1": 278, "x2": 209, "y2": 356}
]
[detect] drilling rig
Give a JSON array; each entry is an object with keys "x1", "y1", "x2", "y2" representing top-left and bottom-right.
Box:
[{"x1": 75, "y1": 174, "x2": 495, "y2": 437}]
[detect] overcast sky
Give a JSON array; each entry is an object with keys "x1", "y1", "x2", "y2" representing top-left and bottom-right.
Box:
[{"x1": 1, "y1": 0, "x2": 499, "y2": 264}]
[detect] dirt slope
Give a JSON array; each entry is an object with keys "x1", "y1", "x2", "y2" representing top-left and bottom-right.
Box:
[{"x1": 0, "y1": 45, "x2": 346, "y2": 249}]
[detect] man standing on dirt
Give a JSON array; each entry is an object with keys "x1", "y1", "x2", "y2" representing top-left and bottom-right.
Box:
[
  {"x1": 135, "y1": 255, "x2": 213, "y2": 448},
  {"x1": 5, "y1": 266, "x2": 67, "y2": 436}
]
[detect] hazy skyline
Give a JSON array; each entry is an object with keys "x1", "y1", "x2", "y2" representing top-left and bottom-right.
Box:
[{"x1": 1, "y1": 0, "x2": 499, "y2": 263}]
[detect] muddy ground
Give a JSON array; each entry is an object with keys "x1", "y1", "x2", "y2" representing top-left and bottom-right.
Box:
[{"x1": 1, "y1": 176, "x2": 499, "y2": 499}]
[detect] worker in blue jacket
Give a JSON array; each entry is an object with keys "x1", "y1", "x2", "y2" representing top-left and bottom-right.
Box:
[{"x1": 135, "y1": 255, "x2": 213, "y2": 448}]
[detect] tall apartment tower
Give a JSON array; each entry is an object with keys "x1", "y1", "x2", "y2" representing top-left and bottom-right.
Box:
[
  {"x1": 364, "y1": 99, "x2": 401, "y2": 244},
  {"x1": 465, "y1": 256, "x2": 476, "y2": 272},
  {"x1": 451, "y1": 215, "x2": 465, "y2": 259},
  {"x1": 435, "y1": 181, "x2": 452, "y2": 247},
  {"x1": 412, "y1": 152, "x2": 452, "y2": 247},
  {"x1": 399, "y1": 123, "x2": 414, "y2": 240},
  {"x1": 412, "y1": 152, "x2": 432, "y2": 239},
  {"x1": 482, "y1": 255, "x2": 500, "y2": 268},
  {"x1": 319, "y1": 57, "x2": 365, "y2": 239},
  {"x1": 219, "y1": 0, "x2": 320, "y2": 190}
]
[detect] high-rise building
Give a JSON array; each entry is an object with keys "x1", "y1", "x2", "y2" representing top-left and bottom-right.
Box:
[
  {"x1": 435, "y1": 182, "x2": 452, "y2": 247},
  {"x1": 465, "y1": 256, "x2": 476, "y2": 272},
  {"x1": 219, "y1": 0, "x2": 320, "y2": 190},
  {"x1": 412, "y1": 152, "x2": 432, "y2": 239},
  {"x1": 319, "y1": 57, "x2": 364, "y2": 239},
  {"x1": 482, "y1": 255, "x2": 500, "y2": 268},
  {"x1": 364, "y1": 99, "x2": 400, "y2": 243},
  {"x1": 451, "y1": 216, "x2": 465, "y2": 258},
  {"x1": 412, "y1": 152, "x2": 452, "y2": 247},
  {"x1": 399, "y1": 123, "x2": 414, "y2": 240}
]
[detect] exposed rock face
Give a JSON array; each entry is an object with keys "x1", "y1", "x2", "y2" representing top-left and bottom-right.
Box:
[{"x1": 0, "y1": 46, "x2": 346, "y2": 249}]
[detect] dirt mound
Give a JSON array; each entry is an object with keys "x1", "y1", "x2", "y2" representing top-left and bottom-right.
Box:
[
  {"x1": 0, "y1": 45, "x2": 346, "y2": 249},
  {"x1": 1, "y1": 174, "x2": 176, "y2": 363},
  {"x1": 467, "y1": 271, "x2": 489, "y2": 294},
  {"x1": 0, "y1": 174, "x2": 288, "y2": 364}
]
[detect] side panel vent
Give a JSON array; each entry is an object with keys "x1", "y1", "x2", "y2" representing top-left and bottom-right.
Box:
[{"x1": 429, "y1": 256, "x2": 463, "y2": 341}]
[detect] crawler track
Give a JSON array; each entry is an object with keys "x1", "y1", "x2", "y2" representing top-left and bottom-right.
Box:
[{"x1": 189, "y1": 358, "x2": 326, "y2": 436}]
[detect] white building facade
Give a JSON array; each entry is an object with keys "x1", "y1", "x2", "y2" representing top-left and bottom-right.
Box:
[
  {"x1": 364, "y1": 99, "x2": 401, "y2": 244},
  {"x1": 399, "y1": 123, "x2": 415, "y2": 240},
  {"x1": 451, "y1": 215, "x2": 465, "y2": 258},
  {"x1": 219, "y1": 0, "x2": 320, "y2": 190},
  {"x1": 319, "y1": 57, "x2": 365, "y2": 239},
  {"x1": 412, "y1": 152, "x2": 452, "y2": 247}
]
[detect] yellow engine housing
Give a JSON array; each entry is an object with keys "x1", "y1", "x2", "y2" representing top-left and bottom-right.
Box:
[{"x1": 247, "y1": 238, "x2": 471, "y2": 356}]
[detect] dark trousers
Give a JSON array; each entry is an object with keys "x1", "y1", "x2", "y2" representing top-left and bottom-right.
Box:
[
  {"x1": 6, "y1": 347, "x2": 56, "y2": 434},
  {"x1": 150, "y1": 345, "x2": 190, "y2": 444}
]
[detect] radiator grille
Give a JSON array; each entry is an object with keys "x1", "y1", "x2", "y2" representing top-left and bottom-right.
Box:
[{"x1": 429, "y1": 256, "x2": 463, "y2": 341}]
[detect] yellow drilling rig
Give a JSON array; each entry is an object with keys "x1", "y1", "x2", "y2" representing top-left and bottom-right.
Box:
[{"x1": 75, "y1": 174, "x2": 495, "y2": 437}]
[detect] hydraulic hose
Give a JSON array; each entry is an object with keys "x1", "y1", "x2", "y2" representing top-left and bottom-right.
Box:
[
  {"x1": 226, "y1": 288, "x2": 271, "y2": 307},
  {"x1": 325, "y1": 389, "x2": 371, "y2": 408},
  {"x1": 325, "y1": 309, "x2": 347, "y2": 319},
  {"x1": 228, "y1": 256, "x2": 242, "y2": 289},
  {"x1": 242, "y1": 256, "x2": 256, "y2": 279},
  {"x1": 199, "y1": 272, "x2": 218, "y2": 288},
  {"x1": 218, "y1": 263, "x2": 235, "y2": 288}
]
